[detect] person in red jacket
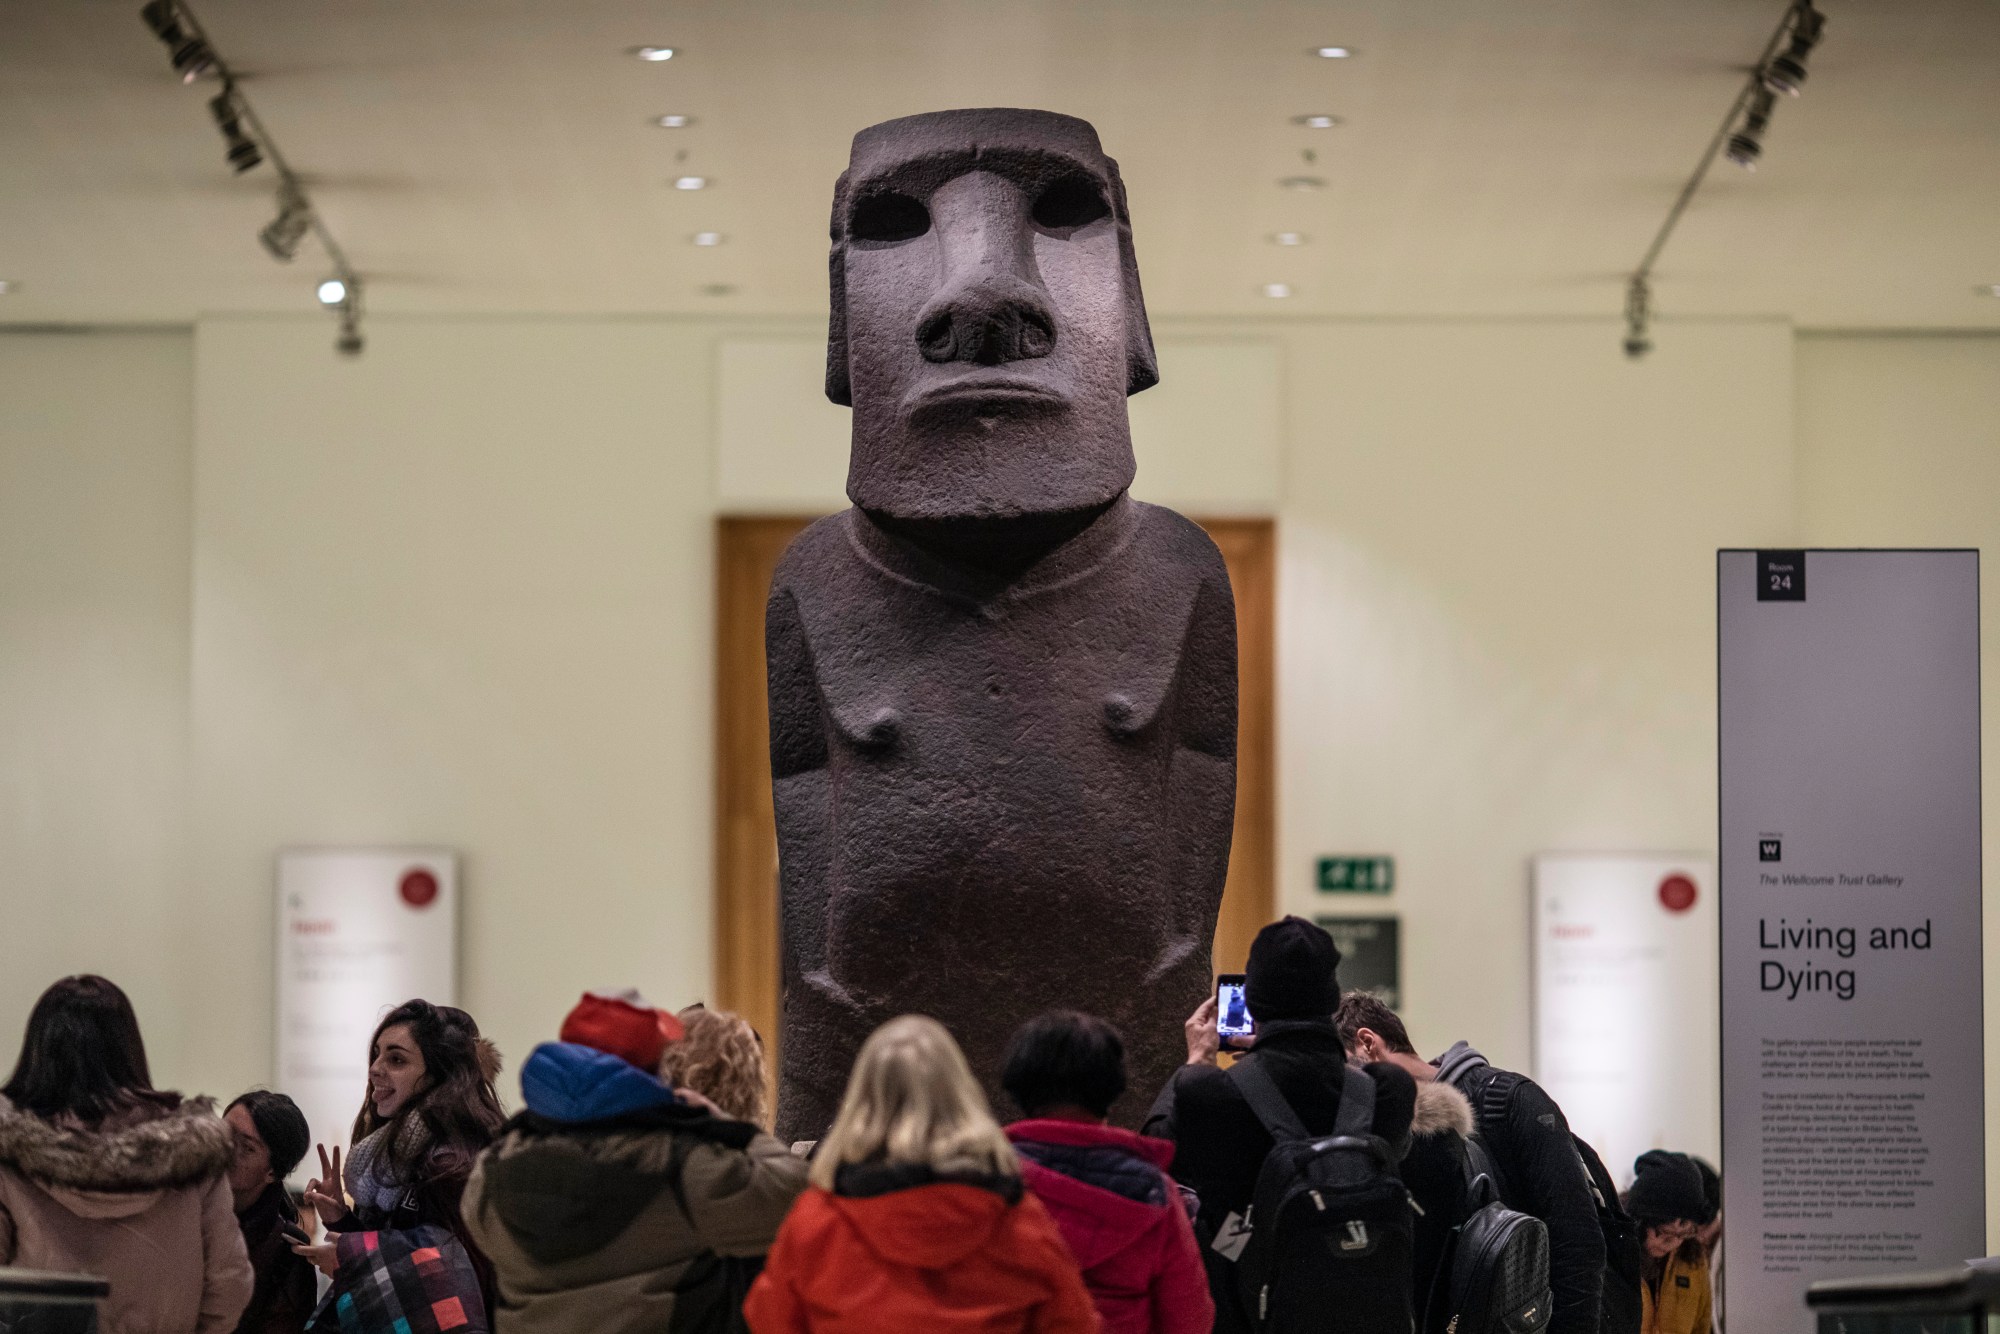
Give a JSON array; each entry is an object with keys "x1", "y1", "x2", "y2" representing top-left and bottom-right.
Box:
[
  {"x1": 744, "y1": 1014, "x2": 1101, "y2": 1334},
  {"x1": 1001, "y1": 1012, "x2": 1213, "y2": 1334}
]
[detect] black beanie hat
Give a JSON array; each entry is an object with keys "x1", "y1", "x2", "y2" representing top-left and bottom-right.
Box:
[
  {"x1": 1628, "y1": 1150, "x2": 1707, "y2": 1226},
  {"x1": 1244, "y1": 916, "x2": 1342, "y2": 1022},
  {"x1": 230, "y1": 1090, "x2": 311, "y2": 1182},
  {"x1": 1692, "y1": 1156, "x2": 1721, "y2": 1225}
]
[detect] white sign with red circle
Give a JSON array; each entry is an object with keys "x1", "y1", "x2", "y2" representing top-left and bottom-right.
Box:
[
  {"x1": 1532, "y1": 852, "x2": 1717, "y2": 1184},
  {"x1": 276, "y1": 848, "x2": 458, "y2": 1179}
]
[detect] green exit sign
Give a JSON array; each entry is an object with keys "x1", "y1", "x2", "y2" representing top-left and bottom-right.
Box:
[{"x1": 1317, "y1": 855, "x2": 1395, "y2": 894}]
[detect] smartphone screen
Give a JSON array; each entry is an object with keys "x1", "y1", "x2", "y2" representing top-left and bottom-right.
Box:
[{"x1": 1215, "y1": 973, "x2": 1252, "y2": 1038}]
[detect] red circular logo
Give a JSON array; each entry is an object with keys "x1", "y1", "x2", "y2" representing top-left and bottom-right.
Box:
[
  {"x1": 399, "y1": 868, "x2": 439, "y2": 909},
  {"x1": 1658, "y1": 874, "x2": 1698, "y2": 913}
]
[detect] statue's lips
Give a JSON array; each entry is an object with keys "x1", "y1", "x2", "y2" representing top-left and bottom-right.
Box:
[{"x1": 904, "y1": 377, "x2": 1069, "y2": 415}]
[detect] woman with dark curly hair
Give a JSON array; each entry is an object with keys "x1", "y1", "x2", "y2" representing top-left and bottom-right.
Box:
[
  {"x1": 295, "y1": 999, "x2": 506, "y2": 1326},
  {"x1": 0, "y1": 975, "x2": 253, "y2": 1333}
]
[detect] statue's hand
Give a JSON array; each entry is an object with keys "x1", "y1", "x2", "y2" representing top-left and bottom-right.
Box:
[{"x1": 1184, "y1": 995, "x2": 1220, "y2": 1066}]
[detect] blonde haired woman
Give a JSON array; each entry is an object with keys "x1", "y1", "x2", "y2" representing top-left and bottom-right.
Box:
[
  {"x1": 662, "y1": 1006, "x2": 770, "y2": 1128},
  {"x1": 744, "y1": 1015, "x2": 1100, "y2": 1333}
]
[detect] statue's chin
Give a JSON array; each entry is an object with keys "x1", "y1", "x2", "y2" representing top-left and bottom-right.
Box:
[{"x1": 858, "y1": 495, "x2": 1125, "y2": 576}]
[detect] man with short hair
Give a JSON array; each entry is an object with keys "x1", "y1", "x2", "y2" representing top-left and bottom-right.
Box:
[{"x1": 1337, "y1": 993, "x2": 1605, "y2": 1334}]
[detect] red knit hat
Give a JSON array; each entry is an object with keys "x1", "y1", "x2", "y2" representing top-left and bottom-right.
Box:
[{"x1": 560, "y1": 989, "x2": 684, "y2": 1071}]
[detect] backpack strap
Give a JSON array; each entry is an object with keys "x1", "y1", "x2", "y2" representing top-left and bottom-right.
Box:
[
  {"x1": 1229, "y1": 1058, "x2": 1376, "y2": 1144},
  {"x1": 1334, "y1": 1065, "x2": 1376, "y2": 1139},
  {"x1": 1229, "y1": 1057, "x2": 1311, "y2": 1143}
]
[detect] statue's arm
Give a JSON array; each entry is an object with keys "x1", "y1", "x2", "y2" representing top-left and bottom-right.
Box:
[
  {"x1": 766, "y1": 583, "x2": 833, "y2": 989},
  {"x1": 1168, "y1": 558, "x2": 1239, "y2": 937}
]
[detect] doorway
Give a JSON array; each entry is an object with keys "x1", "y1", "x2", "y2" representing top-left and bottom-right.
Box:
[{"x1": 714, "y1": 514, "x2": 1275, "y2": 1070}]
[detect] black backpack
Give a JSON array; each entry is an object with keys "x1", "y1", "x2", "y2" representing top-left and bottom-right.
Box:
[
  {"x1": 1570, "y1": 1138, "x2": 1642, "y2": 1334},
  {"x1": 1229, "y1": 1058, "x2": 1416, "y2": 1333},
  {"x1": 1457, "y1": 1068, "x2": 1641, "y2": 1334},
  {"x1": 1424, "y1": 1135, "x2": 1552, "y2": 1334}
]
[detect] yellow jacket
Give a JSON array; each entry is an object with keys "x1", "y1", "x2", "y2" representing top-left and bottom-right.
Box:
[{"x1": 1641, "y1": 1245, "x2": 1713, "y2": 1334}]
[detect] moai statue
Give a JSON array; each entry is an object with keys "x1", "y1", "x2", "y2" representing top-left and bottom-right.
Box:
[{"x1": 768, "y1": 109, "x2": 1237, "y2": 1138}]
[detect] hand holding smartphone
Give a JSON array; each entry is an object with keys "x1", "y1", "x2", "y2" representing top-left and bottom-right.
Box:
[{"x1": 1215, "y1": 973, "x2": 1252, "y2": 1046}]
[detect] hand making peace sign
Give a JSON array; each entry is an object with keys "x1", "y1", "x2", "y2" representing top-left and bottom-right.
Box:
[{"x1": 302, "y1": 1143, "x2": 349, "y2": 1228}]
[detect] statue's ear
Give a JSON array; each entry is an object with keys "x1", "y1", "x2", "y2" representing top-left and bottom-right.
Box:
[
  {"x1": 1106, "y1": 160, "x2": 1158, "y2": 396},
  {"x1": 825, "y1": 171, "x2": 853, "y2": 407}
]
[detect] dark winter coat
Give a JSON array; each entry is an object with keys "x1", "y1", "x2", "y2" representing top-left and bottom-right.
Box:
[
  {"x1": 462, "y1": 1041, "x2": 807, "y2": 1334},
  {"x1": 1141, "y1": 1020, "x2": 1417, "y2": 1334},
  {"x1": 0, "y1": 1093, "x2": 254, "y2": 1334},
  {"x1": 1141, "y1": 1020, "x2": 1417, "y2": 1228},
  {"x1": 1436, "y1": 1042, "x2": 1605, "y2": 1334},
  {"x1": 743, "y1": 1164, "x2": 1101, "y2": 1333},
  {"x1": 232, "y1": 1182, "x2": 316, "y2": 1334},
  {"x1": 1006, "y1": 1118, "x2": 1212, "y2": 1334},
  {"x1": 1400, "y1": 1078, "x2": 1475, "y2": 1318}
]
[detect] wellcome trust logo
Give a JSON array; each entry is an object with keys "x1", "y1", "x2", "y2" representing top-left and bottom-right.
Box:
[{"x1": 1759, "y1": 837, "x2": 1782, "y2": 863}]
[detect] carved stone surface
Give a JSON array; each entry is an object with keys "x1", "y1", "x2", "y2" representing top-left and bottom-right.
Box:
[{"x1": 769, "y1": 109, "x2": 1237, "y2": 1138}]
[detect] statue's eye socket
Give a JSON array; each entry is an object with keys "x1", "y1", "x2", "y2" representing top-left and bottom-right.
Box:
[
  {"x1": 850, "y1": 193, "x2": 931, "y2": 243},
  {"x1": 1032, "y1": 176, "x2": 1110, "y2": 230}
]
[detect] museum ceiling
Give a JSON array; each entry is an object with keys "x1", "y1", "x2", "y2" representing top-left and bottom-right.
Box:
[{"x1": 2, "y1": 0, "x2": 1996, "y2": 329}]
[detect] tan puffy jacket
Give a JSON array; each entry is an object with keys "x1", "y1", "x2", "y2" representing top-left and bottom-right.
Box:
[
  {"x1": 463, "y1": 1108, "x2": 807, "y2": 1334},
  {"x1": 0, "y1": 1095, "x2": 254, "y2": 1334}
]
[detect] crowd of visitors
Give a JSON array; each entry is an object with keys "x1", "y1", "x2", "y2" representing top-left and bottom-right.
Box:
[{"x1": 0, "y1": 917, "x2": 1724, "y2": 1334}]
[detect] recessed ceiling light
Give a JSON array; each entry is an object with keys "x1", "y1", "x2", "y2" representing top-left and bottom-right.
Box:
[
  {"x1": 674, "y1": 175, "x2": 708, "y2": 191},
  {"x1": 1292, "y1": 114, "x2": 1342, "y2": 129},
  {"x1": 1279, "y1": 176, "x2": 1326, "y2": 191},
  {"x1": 316, "y1": 279, "x2": 347, "y2": 305},
  {"x1": 701, "y1": 283, "x2": 737, "y2": 297},
  {"x1": 631, "y1": 46, "x2": 676, "y2": 61},
  {"x1": 655, "y1": 114, "x2": 693, "y2": 128},
  {"x1": 1263, "y1": 283, "x2": 1293, "y2": 299},
  {"x1": 692, "y1": 231, "x2": 725, "y2": 246},
  {"x1": 1314, "y1": 46, "x2": 1353, "y2": 59},
  {"x1": 1270, "y1": 232, "x2": 1308, "y2": 247}
]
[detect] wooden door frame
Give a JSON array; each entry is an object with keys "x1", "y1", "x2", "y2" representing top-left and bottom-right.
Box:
[{"x1": 714, "y1": 515, "x2": 1276, "y2": 1072}]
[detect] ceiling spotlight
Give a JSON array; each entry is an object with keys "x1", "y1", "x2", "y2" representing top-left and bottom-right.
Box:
[
  {"x1": 1623, "y1": 275, "x2": 1653, "y2": 360},
  {"x1": 1725, "y1": 87, "x2": 1775, "y2": 169},
  {"x1": 631, "y1": 46, "x2": 676, "y2": 61},
  {"x1": 691, "y1": 231, "x2": 724, "y2": 246},
  {"x1": 1263, "y1": 283, "x2": 1293, "y2": 299},
  {"x1": 655, "y1": 115, "x2": 693, "y2": 128},
  {"x1": 1763, "y1": 4, "x2": 1826, "y2": 97},
  {"x1": 1292, "y1": 114, "x2": 1342, "y2": 129},
  {"x1": 259, "y1": 182, "x2": 311, "y2": 260},
  {"x1": 1279, "y1": 175, "x2": 1326, "y2": 191},
  {"x1": 208, "y1": 89, "x2": 261, "y2": 172},
  {"x1": 140, "y1": 1, "x2": 214, "y2": 82},
  {"x1": 1270, "y1": 232, "x2": 1307, "y2": 246},
  {"x1": 317, "y1": 278, "x2": 347, "y2": 305},
  {"x1": 1314, "y1": 46, "x2": 1353, "y2": 59},
  {"x1": 674, "y1": 175, "x2": 708, "y2": 190}
]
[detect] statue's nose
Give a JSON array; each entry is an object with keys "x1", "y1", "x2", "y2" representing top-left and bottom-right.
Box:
[{"x1": 914, "y1": 172, "x2": 1056, "y2": 366}]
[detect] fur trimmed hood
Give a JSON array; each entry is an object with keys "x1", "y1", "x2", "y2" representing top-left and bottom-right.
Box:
[
  {"x1": 0, "y1": 1094, "x2": 234, "y2": 1216},
  {"x1": 1411, "y1": 1078, "x2": 1474, "y2": 1139}
]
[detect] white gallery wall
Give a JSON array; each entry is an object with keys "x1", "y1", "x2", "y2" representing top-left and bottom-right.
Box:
[{"x1": 3, "y1": 319, "x2": 1997, "y2": 1232}]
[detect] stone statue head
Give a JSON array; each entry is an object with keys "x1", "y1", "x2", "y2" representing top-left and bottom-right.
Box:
[{"x1": 826, "y1": 109, "x2": 1158, "y2": 524}]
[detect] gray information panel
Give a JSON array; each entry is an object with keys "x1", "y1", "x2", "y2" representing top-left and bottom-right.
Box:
[{"x1": 1720, "y1": 549, "x2": 1984, "y2": 1332}]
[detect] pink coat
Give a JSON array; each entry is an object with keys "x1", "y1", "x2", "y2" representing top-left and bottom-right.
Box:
[
  {"x1": 0, "y1": 1096, "x2": 253, "y2": 1334},
  {"x1": 1006, "y1": 1120, "x2": 1214, "y2": 1334}
]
